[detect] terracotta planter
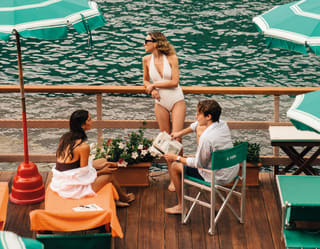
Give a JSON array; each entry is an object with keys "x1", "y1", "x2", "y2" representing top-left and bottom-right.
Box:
[
  {"x1": 239, "y1": 162, "x2": 261, "y2": 186},
  {"x1": 114, "y1": 162, "x2": 151, "y2": 187}
]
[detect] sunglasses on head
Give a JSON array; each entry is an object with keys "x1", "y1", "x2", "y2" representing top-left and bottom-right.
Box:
[{"x1": 144, "y1": 39, "x2": 156, "y2": 44}]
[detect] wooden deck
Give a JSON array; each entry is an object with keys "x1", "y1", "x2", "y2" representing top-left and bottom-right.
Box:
[{"x1": 1, "y1": 171, "x2": 285, "y2": 249}]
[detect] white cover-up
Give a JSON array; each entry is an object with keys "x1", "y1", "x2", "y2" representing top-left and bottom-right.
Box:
[{"x1": 50, "y1": 160, "x2": 97, "y2": 199}]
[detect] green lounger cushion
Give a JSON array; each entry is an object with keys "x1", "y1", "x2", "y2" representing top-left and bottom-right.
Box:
[
  {"x1": 36, "y1": 233, "x2": 111, "y2": 249},
  {"x1": 284, "y1": 229, "x2": 320, "y2": 248}
]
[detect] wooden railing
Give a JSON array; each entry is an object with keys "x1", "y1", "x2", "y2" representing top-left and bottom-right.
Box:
[{"x1": 0, "y1": 85, "x2": 319, "y2": 165}]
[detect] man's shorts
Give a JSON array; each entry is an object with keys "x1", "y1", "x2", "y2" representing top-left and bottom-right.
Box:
[{"x1": 184, "y1": 165, "x2": 204, "y2": 181}]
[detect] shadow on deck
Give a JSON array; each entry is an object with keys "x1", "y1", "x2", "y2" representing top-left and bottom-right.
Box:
[{"x1": 1, "y1": 171, "x2": 285, "y2": 249}]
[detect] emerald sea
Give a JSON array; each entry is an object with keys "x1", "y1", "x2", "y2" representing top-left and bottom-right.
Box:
[{"x1": 0, "y1": 0, "x2": 319, "y2": 170}]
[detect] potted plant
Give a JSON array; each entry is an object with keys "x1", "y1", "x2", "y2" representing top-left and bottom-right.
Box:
[
  {"x1": 90, "y1": 129, "x2": 159, "y2": 187},
  {"x1": 233, "y1": 140, "x2": 261, "y2": 186}
]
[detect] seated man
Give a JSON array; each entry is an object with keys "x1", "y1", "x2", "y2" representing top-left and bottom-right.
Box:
[{"x1": 164, "y1": 99, "x2": 239, "y2": 214}]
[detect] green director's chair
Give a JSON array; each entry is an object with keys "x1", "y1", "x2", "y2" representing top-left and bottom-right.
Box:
[{"x1": 181, "y1": 142, "x2": 248, "y2": 235}]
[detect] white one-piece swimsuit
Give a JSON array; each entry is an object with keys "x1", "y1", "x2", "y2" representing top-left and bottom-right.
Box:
[{"x1": 149, "y1": 54, "x2": 184, "y2": 111}]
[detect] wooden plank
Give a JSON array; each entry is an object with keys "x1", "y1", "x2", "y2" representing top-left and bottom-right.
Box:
[
  {"x1": 220, "y1": 197, "x2": 247, "y2": 249},
  {"x1": 243, "y1": 187, "x2": 275, "y2": 249},
  {"x1": 164, "y1": 175, "x2": 179, "y2": 249},
  {"x1": 259, "y1": 173, "x2": 285, "y2": 249},
  {"x1": 115, "y1": 187, "x2": 140, "y2": 249},
  {"x1": 189, "y1": 195, "x2": 208, "y2": 249},
  {"x1": 137, "y1": 175, "x2": 165, "y2": 249}
]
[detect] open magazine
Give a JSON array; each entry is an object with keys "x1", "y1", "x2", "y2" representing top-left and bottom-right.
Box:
[{"x1": 151, "y1": 131, "x2": 183, "y2": 155}]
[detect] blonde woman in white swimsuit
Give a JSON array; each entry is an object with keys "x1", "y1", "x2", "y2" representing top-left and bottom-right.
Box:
[{"x1": 142, "y1": 31, "x2": 186, "y2": 192}]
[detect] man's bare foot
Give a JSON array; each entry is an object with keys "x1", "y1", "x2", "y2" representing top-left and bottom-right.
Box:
[
  {"x1": 165, "y1": 205, "x2": 182, "y2": 214},
  {"x1": 168, "y1": 182, "x2": 175, "y2": 192}
]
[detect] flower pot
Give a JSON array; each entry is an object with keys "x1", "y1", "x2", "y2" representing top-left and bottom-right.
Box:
[
  {"x1": 114, "y1": 162, "x2": 151, "y2": 187},
  {"x1": 240, "y1": 162, "x2": 261, "y2": 186}
]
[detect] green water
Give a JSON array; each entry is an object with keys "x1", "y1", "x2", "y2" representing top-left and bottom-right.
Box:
[
  {"x1": 0, "y1": 0, "x2": 319, "y2": 87},
  {"x1": 0, "y1": 0, "x2": 319, "y2": 171}
]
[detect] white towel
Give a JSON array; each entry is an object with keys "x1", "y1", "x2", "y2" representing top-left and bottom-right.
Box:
[{"x1": 50, "y1": 160, "x2": 97, "y2": 199}]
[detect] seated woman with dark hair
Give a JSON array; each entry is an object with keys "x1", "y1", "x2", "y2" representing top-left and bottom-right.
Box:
[{"x1": 50, "y1": 109, "x2": 134, "y2": 207}]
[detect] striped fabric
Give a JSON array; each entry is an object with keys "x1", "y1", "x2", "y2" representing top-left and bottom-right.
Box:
[
  {"x1": 0, "y1": 231, "x2": 25, "y2": 249},
  {"x1": 287, "y1": 90, "x2": 320, "y2": 134},
  {"x1": 0, "y1": 231, "x2": 44, "y2": 249},
  {"x1": 253, "y1": 0, "x2": 320, "y2": 55},
  {"x1": 0, "y1": 0, "x2": 106, "y2": 40}
]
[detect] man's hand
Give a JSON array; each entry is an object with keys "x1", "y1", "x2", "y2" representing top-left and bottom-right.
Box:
[
  {"x1": 164, "y1": 153, "x2": 177, "y2": 162},
  {"x1": 171, "y1": 131, "x2": 182, "y2": 140}
]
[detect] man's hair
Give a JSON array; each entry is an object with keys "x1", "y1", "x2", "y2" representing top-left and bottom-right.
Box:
[{"x1": 197, "y1": 99, "x2": 221, "y2": 122}]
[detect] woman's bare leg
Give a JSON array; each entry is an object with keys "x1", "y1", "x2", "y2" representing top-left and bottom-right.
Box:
[
  {"x1": 171, "y1": 100, "x2": 186, "y2": 142},
  {"x1": 168, "y1": 100, "x2": 186, "y2": 192},
  {"x1": 154, "y1": 103, "x2": 171, "y2": 133},
  {"x1": 154, "y1": 103, "x2": 175, "y2": 190},
  {"x1": 91, "y1": 174, "x2": 135, "y2": 203}
]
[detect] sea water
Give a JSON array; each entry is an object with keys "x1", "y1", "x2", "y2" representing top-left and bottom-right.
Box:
[{"x1": 0, "y1": 0, "x2": 319, "y2": 170}]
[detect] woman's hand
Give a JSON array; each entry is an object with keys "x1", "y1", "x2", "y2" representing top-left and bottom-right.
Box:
[
  {"x1": 151, "y1": 89, "x2": 160, "y2": 101},
  {"x1": 146, "y1": 84, "x2": 155, "y2": 94},
  {"x1": 97, "y1": 162, "x2": 118, "y2": 175}
]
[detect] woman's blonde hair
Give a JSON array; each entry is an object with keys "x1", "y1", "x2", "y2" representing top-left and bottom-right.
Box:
[{"x1": 149, "y1": 31, "x2": 175, "y2": 56}]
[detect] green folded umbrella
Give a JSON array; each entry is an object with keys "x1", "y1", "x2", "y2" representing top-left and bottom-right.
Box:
[
  {"x1": 287, "y1": 90, "x2": 320, "y2": 134},
  {"x1": 253, "y1": 0, "x2": 320, "y2": 55}
]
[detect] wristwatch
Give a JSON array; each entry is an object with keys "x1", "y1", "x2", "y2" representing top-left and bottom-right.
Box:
[{"x1": 176, "y1": 156, "x2": 181, "y2": 162}]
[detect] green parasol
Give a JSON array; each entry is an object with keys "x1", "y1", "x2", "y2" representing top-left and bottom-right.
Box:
[
  {"x1": 253, "y1": 0, "x2": 320, "y2": 55},
  {"x1": 287, "y1": 90, "x2": 320, "y2": 134}
]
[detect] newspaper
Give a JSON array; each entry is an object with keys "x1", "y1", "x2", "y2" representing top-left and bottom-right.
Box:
[
  {"x1": 151, "y1": 131, "x2": 182, "y2": 155},
  {"x1": 73, "y1": 204, "x2": 103, "y2": 212}
]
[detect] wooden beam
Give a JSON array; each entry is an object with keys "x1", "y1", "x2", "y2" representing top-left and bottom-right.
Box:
[
  {"x1": 0, "y1": 85, "x2": 319, "y2": 95},
  {"x1": 0, "y1": 119, "x2": 292, "y2": 129}
]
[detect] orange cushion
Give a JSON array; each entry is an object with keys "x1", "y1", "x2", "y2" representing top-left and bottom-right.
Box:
[
  {"x1": 30, "y1": 183, "x2": 123, "y2": 238},
  {"x1": 0, "y1": 183, "x2": 8, "y2": 230}
]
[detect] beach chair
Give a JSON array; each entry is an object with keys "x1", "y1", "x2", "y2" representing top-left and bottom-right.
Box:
[
  {"x1": 277, "y1": 175, "x2": 320, "y2": 249},
  {"x1": 0, "y1": 231, "x2": 44, "y2": 249},
  {"x1": 182, "y1": 142, "x2": 248, "y2": 235},
  {"x1": 282, "y1": 203, "x2": 320, "y2": 249},
  {"x1": 30, "y1": 183, "x2": 123, "y2": 249}
]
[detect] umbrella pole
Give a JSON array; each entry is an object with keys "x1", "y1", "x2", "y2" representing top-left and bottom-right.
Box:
[
  {"x1": 9, "y1": 30, "x2": 45, "y2": 205},
  {"x1": 15, "y1": 30, "x2": 29, "y2": 164}
]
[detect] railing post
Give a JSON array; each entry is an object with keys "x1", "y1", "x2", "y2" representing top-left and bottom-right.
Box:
[
  {"x1": 273, "y1": 95, "x2": 280, "y2": 175},
  {"x1": 96, "y1": 93, "x2": 103, "y2": 147}
]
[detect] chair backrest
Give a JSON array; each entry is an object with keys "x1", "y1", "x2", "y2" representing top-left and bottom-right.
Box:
[{"x1": 211, "y1": 142, "x2": 248, "y2": 170}]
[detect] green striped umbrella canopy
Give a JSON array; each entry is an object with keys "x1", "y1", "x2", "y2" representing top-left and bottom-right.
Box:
[
  {"x1": 0, "y1": 0, "x2": 106, "y2": 40},
  {"x1": 287, "y1": 90, "x2": 320, "y2": 134},
  {"x1": 253, "y1": 0, "x2": 320, "y2": 55},
  {"x1": 0, "y1": 0, "x2": 106, "y2": 165}
]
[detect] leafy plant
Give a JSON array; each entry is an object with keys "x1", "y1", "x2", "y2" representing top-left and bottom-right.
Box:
[
  {"x1": 233, "y1": 140, "x2": 261, "y2": 165},
  {"x1": 90, "y1": 129, "x2": 158, "y2": 167}
]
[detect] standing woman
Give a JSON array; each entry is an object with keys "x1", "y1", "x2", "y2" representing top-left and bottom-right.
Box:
[
  {"x1": 51, "y1": 110, "x2": 134, "y2": 206},
  {"x1": 143, "y1": 31, "x2": 186, "y2": 191}
]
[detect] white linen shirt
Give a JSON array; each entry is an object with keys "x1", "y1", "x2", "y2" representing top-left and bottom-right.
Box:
[{"x1": 186, "y1": 120, "x2": 239, "y2": 185}]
